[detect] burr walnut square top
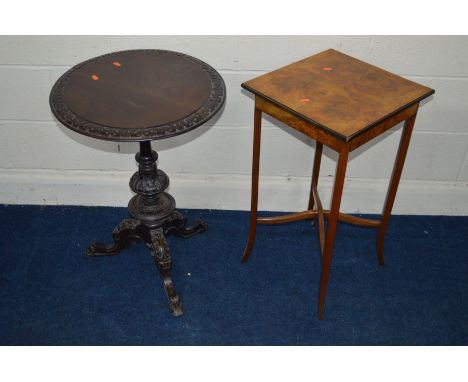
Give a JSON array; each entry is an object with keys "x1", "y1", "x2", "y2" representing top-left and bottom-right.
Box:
[{"x1": 242, "y1": 49, "x2": 434, "y2": 142}]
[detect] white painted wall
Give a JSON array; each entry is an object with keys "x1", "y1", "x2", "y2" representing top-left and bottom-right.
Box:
[{"x1": 0, "y1": 36, "x2": 467, "y2": 214}]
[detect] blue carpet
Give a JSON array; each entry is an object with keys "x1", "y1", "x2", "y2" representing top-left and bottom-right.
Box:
[{"x1": 0, "y1": 205, "x2": 466, "y2": 345}]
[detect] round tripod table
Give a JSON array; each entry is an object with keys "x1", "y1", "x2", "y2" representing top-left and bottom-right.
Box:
[{"x1": 50, "y1": 49, "x2": 225, "y2": 316}]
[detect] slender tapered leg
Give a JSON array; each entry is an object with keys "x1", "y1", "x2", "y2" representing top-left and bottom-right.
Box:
[
  {"x1": 86, "y1": 218, "x2": 142, "y2": 256},
  {"x1": 318, "y1": 147, "x2": 349, "y2": 320},
  {"x1": 377, "y1": 112, "x2": 417, "y2": 266},
  {"x1": 241, "y1": 107, "x2": 262, "y2": 263},
  {"x1": 308, "y1": 141, "x2": 323, "y2": 210}
]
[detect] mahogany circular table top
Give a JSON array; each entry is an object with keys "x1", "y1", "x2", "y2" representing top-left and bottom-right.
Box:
[{"x1": 50, "y1": 50, "x2": 225, "y2": 141}]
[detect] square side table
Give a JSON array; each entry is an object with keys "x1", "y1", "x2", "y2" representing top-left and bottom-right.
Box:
[{"x1": 240, "y1": 49, "x2": 434, "y2": 319}]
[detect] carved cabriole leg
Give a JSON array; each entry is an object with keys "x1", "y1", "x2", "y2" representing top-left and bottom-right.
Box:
[
  {"x1": 86, "y1": 140, "x2": 208, "y2": 317},
  {"x1": 317, "y1": 146, "x2": 349, "y2": 320},
  {"x1": 141, "y1": 227, "x2": 183, "y2": 317},
  {"x1": 86, "y1": 218, "x2": 142, "y2": 256},
  {"x1": 163, "y1": 210, "x2": 208, "y2": 238},
  {"x1": 377, "y1": 112, "x2": 417, "y2": 266},
  {"x1": 128, "y1": 141, "x2": 188, "y2": 316},
  {"x1": 241, "y1": 106, "x2": 262, "y2": 263}
]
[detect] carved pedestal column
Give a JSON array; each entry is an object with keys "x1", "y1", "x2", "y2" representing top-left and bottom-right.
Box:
[{"x1": 86, "y1": 141, "x2": 207, "y2": 316}]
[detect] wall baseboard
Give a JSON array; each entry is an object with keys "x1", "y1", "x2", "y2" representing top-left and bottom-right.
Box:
[{"x1": 0, "y1": 169, "x2": 467, "y2": 215}]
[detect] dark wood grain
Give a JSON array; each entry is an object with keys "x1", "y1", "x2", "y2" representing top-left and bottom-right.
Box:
[
  {"x1": 63, "y1": 51, "x2": 212, "y2": 128},
  {"x1": 50, "y1": 50, "x2": 225, "y2": 141},
  {"x1": 243, "y1": 49, "x2": 433, "y2": 142},
  {"x1": 51, "y1": 50, "x2": 225, "y2": 317},
  {"x1": 86, "y1": 141, "x2": 208, "y2": 317}
]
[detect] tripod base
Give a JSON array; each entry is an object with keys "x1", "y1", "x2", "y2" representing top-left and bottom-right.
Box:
[{"x1": 86, "y1": 141, "x2": 206, "y2": 317}]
